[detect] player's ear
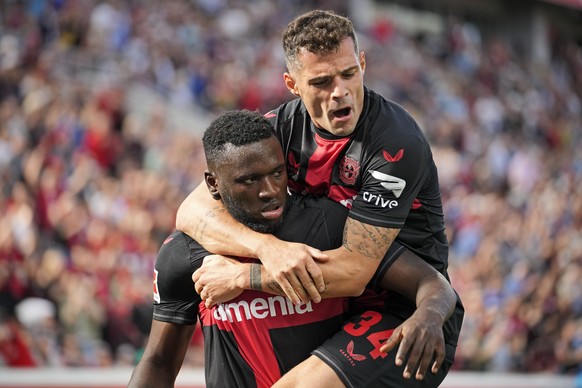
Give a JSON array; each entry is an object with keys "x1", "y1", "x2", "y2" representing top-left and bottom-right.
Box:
[
  {"x1": 204, "y1": 171, "x2": 221, "y2": 200},
  {"x1": 284, "y1": 72, "x2": 300, "y2": 96},
  {"x1": 360, "y1": 51, "x2": 366, "y2": 74}
]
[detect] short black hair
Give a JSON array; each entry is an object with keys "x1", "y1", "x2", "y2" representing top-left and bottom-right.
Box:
[{"x1": 203, "y1": 110, "x2": 275, "y2": 167}]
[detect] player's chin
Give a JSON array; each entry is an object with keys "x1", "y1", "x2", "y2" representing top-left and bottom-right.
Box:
[
  {"x1": 248, "y1": 218, "x2": 283, "y2": 234},
  {"x1": 328, "y1": 119, "x2": 356, "y2": 136}
]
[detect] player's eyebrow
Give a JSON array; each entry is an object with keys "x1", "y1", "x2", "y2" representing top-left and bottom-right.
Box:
[
  {"x1": 235, "y1": 163, "x2": 285, "y2": 182},
  {"x1": 307, "y1": 65, "x2": 360, "y2": 84}
]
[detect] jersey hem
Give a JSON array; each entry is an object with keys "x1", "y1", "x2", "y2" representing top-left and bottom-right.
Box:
[{"x1": 348, "y1": 209, "x2": 404, "y2": 228}]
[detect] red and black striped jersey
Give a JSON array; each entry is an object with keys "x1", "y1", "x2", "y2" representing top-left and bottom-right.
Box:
[{"x1": 267, "y1": 87, "x2": 448, "y2": 273}]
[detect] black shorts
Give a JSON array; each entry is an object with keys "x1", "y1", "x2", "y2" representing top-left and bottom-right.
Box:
[{"x1": 312, "y1": 310, "x2": 455, "y2": 388}]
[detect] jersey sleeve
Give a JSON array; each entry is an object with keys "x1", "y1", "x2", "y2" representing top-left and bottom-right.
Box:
[
  {"x1": 366, "y1": 240, "x2": 406, "y2": 291},
  {"x1": 153, "y1": 231, "x2": 207, "y2": 325},
  {"x1": 349, "y1": 113, "x2": 431, "y2": 228}
]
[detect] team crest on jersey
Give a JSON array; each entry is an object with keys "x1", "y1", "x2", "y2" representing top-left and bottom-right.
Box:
[
  {"x1": 339, "y1": 155, "x2": 360, "y2": 185},
  {"x1": 287, "y1": 151, "x2": 300, "y2": 177}
]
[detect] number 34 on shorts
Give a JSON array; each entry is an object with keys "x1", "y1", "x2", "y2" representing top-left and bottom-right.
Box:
[{"x1": 343, "y1": 310, "x2": 395, "y2": 361}]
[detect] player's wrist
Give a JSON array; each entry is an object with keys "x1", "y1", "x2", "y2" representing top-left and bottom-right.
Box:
[
  {"x1": 249, "y1": 263, "x2": 263, "y2": 291},
  {"x1": 254, "y1": 234, "x2": 278, "y2": 263},
  {"x1": 415, "y1": 304, "x2": 447, "y2": 326},
  {"x1": 236, "y1": 263, "x2": 253, "y2": 291}
]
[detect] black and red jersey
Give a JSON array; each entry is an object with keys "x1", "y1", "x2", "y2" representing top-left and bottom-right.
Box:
[
  {"x1": 153, "y1": 195, "x2": 349, "y2": 388},
  {"x1": 266, "y1": 87, "x2": 447, "y2": 272},
  {"x1": 266, "y1": 87, "x2": 463, "y2": 348}
]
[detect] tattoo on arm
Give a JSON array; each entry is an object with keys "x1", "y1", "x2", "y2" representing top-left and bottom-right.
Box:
[
  {"x1": 193, "y1": 205, "x2": 227, "y2": 241},
  {"x1": 265, "y1": 280, "x2": 284, "y2": 295},
  {"x1": 249, "y1": 264, "x2": 289, "y2": 296},
  {"x1": 250, "y1": 263, "x2": 262, "y2": 291},
  {"x1": 193, "y1": 219, "x2": 208, "y2": 241},
  {"x1": 343, "y1": 218, "x2": 398, "y2": 260}
]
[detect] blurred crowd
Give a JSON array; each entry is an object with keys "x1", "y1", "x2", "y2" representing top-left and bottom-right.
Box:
[{"x1": 0, "y1": 0, "x2": 580, "y2": 375}]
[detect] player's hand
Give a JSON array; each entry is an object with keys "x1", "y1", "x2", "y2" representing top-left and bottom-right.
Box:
[
  {"x1": 256, "y1": 235, "x2": 329, "y2": 306},
  {"x1": 380, "y1": 309, "x2": 446, "y2": 381},
  {"x1": 193, "y1": 255, "x2": 246, "y2": 308}
]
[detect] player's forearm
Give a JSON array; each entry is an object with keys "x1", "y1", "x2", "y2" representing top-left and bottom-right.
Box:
[
  {"x1": 129, "y1": 321, "x2": 194, "y2": 387},
  {"x1": 249, "y1": 257, "x2": 368, "y2": 298},
  {"x1": 128, "y1": 360, "x2": 177, "y2": 388},
  {"x1": 175, "y1": 183, "x2": 269, "y2": 258},
  {"x1": 254, "y1": 219, "x2": 399, "y2": 298},
  {"x1": 252, "y1": 248, "x2": 383, "y2": 298},
  {"x1": 316, "y1": 246, "x2": 375, "y2": 297},
  {"x1": 381, "y1": 254, "x2": 456, "y2": 326},
  {"x1": 315, "y1": 218, "x2": 400, "y2": 297},
  {"x1": 413, "y1": 271, "x2": 456, "y2": 325},
  {"x1": 401, "y1": 260, "x2": 456, "y2": 325}
]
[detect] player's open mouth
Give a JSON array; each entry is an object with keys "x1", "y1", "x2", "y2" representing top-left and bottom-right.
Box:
[
  {"x1": 261, "y1": 204, "x2": 283, "y2": 219},
  {"x1": 332, "y1": 107, "x2": 352, "y2": 120}
]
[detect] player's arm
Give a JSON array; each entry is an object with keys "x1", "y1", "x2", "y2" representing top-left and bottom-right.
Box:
[
  {"x1": 287, "y1": 216, "x2": 398, "y2": 298},
  {"x1": 378, "y1": 249, "x2": 456, "y2": 380},
  {"x1": 128, "y1": 320, "x2": 195, "y2": 388},
  {"x1": 176, "y1": 182, "x2": 329, "y2": 305},
  {"x1": 194, "y1": 216, "x2": 399, "y2": 306}
]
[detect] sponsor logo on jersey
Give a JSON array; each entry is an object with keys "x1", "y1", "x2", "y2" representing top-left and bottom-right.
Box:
[
  {"x1": 383, "y1": 148, "x2": 404, "y2": 163},
  {"x1": 362, "y1": 192, "x2": 398, "y2": 208},
  {"x1": 369, "y1": 170, "x2": 406, "y2": 198},
  {"x1": 153, "y1": 269, "x2": 160, "y2": 303},
  {"x1": 339, "y1": 155, "x2": 360, "y2": 185},
  {"x1": 213, "y1": 296, "x2": 313, "y2": 323},
  {"x1": 340, "y1": 340, "x2": 367, "y2": 366}
]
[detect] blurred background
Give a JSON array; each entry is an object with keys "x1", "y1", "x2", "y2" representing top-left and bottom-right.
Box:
[{"x1": 0, "y1": 0, "x2": 581, "y2": 386}]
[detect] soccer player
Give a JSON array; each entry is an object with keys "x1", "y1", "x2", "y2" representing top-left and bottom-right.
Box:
[
  {"x1": 129, "y1": 110, "x2": 345, "y2": 387},
  {"x1": 128, "y1": 110, "x2": 453, "y2": 388},
  {"x1": 177, "y1": 10, "x2": 464, "y2": 387}
]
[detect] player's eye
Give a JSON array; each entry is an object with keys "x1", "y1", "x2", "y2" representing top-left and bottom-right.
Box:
[
  {"x1": 311, "y1": 78, "x2": 329, "y2": 87},
  {"x1": 342, "y1": 71, "x2": 356, "y2": 79}
]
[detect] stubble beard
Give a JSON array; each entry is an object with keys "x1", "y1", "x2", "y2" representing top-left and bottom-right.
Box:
[{"x1": 221, "y1": 193, "x2": 283, "y2": 234}]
